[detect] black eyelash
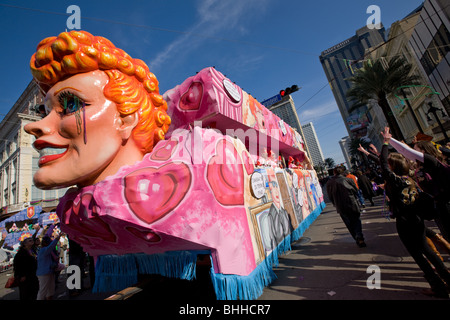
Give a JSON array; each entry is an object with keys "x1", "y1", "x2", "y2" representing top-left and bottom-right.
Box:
[
  {"x1": 57, "y1": 91, "x2": 77, "y2": 106},
  {"x1": 57, "y1": 91, "x2": 89, "y2": 115}
]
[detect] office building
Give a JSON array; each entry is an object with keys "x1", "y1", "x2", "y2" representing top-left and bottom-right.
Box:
[
  {"x1": 269, "y1": 95, "x2": 312, "y2": 161},
  {"x1": 409, "y1": 0, "x2": 450, "y2": 142},
  {"x1": 319, "y1": 26, "x2": 387, "y2": 142},
  {"x1": 370, "y1": 5, "x2": 438, "y2": 143},
  {"x1": 338, "y1": 136, "x2": 352, "y2": 170},
  {"x1": 301, "y1": 122, "x2": 324, "y2": 167}
]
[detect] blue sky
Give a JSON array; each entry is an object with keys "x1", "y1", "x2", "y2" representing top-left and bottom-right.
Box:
[{"x1": 0, "y1": 0, "x2": 424, "y2": 165}]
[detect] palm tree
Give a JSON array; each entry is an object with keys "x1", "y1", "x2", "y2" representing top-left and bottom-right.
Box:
[
  {"x1": 346, "y1": 55, "x2": 421, "y2": 141},
  {"x1": 314, "y1": 162, "x2": 326, "y2": 178},
  {"x1": 324, "y1": 157, "x2": 335, "y2": 169}
]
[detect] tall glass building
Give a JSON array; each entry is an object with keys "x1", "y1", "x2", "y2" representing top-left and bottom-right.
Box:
[
  {"x1": 319, "y1": 26, "x2": 386, "y2": 140},
  {"x1": 269, "y1": 96, "x2": 312, "y2": 161},
  {"x1": 301, "y1": 122, "x2": 325, "y2": 167}
]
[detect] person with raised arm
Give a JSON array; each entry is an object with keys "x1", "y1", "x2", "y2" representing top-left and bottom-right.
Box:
[
  {"x1": 380, "y1": 127, "x2": 450, "y2": 298},
  {"x1": 387, "y1": 132, "x2": 450, "y2": 241}
]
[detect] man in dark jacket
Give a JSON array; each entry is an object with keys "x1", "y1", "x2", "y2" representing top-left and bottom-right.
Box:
[{"x1": 327, "y1": 166, "x2": 366, "y2": 247}]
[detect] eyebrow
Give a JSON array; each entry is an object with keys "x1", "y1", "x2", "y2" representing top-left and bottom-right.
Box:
[{"x1": 53, "y1": 87, "x2": 81, "y2": 96}]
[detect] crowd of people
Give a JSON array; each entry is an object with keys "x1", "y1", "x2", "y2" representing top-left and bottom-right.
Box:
[
  {"x1": 327, "y1": 127, "x2": 450, "y2": 299},
  {"x1": 12, "y1": 222, "x2": 91, "y2": 300}
]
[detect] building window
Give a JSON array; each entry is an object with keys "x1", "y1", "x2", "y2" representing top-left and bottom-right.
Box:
[
  {"x1": 45, "y1": 189, "x2": 56, "y2": 201},
  {"x1": 420, "y1": 25, "x2": 450, "y2": 75},
  {"x1": 418, "y1": 103, "x2": 432, "y2": 129},
  {"x1": 3, "y1": 188, "x2": 7, "y2": 205},
  {"x1": 11, "y1": 182, "x2": 16, "y2": 205},
  {"x1": 11, "y1": 159, "x2": 17, "y2": 204}
]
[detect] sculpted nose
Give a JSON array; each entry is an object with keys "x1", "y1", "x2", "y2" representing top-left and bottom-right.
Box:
[{"x1": 24, "y1": 117, "x2": 53, "y2": 138}]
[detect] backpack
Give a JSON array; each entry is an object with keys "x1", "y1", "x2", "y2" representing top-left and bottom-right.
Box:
[{"x1": 399, "y1": 176, "x2": 437, "y2": 220}]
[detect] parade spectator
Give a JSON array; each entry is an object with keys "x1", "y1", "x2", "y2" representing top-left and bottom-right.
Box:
[
  {"x1": 30, "y1": 224, "x2": 41, "y2": 256},
  {"x1": 59, "y1": 233, "x2": 69, "y2": 266},
  {"x1": 356, "y1": 170, "x2": 376, "y2": 206},
  {"x1": 387, "y1": 136, "x2": 450, "y2": 241},
  {"x1": 13, "y1": 237, "x2": 39, "y2": 300},
  {"x1": 380, "y1": 127, "x2": 450, "y2": 299},
  {"x1": 32, "y1": 236, "x2": 41, "y2": 256},
  {"x1": 358, "y1": 143, "x2": 380, "y2": 164},
  {"x1": 36, "y1": 233, "x2": 61, "y2": 300},
  {"x1": 326, "y1": 166, "x2": 366, "y2": 247},
  {"x1": 425, "y1": 227, "x2": 450, "y2": 261},
  {"x1": 344, "y1": 170, "x2": 365, "y2": 209}
]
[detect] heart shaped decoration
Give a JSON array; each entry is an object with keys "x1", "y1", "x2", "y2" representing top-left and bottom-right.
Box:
[
  {"x1": 206, "y1": 139, "x2": 244, "y2": 206},
  {"x1": 179, "y1": 82, "x2": 203, "y2": 111},
  {"x1": 150, "y1": 138, "x2": 178, "y2": 161},
  {"x1": 124, "y1": 162, "x2": 192, "y2": 224}
]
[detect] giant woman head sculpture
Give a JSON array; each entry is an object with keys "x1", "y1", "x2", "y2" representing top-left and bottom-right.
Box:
[{"x1": 25, "y1": 31, "x2": 171, "y2": 189}]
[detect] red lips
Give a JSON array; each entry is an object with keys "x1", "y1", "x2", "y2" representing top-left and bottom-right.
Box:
[
  {"x1": 33, "y1": 139, "x2": 69, "y2": 166},
  {"x1": 33, "y1": 139, "x2": 68, "y2": 150}
]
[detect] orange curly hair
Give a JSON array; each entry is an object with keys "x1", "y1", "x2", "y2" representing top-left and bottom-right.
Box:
[{"x1": 30, "y1": 30, "x2": 171, "y2": 154}]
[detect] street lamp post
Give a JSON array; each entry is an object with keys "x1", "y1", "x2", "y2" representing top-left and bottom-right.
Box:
[{"x1": 425, "y1": 97, "x2": 449, "y2": 143}]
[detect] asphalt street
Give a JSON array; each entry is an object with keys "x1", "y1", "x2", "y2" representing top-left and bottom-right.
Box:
[{"x1": 259, "y1": 195, "x2": 449, "y2": 300}]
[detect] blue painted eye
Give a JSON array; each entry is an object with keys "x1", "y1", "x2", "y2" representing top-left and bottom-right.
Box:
[
  {"x1": 66, "y1": 97, "x2": 80, "y2": 113},
  {"x1": 58, "y1": 91, "x2": 87, "y2": 115}
]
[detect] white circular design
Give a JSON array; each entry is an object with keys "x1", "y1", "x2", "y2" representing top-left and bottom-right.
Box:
[
  {"x1": 250, "y1": 172, "x2": 266, "y2": 199},
  {"x1": 223, "y1": 79, "x2": 241, "y2": 102}
]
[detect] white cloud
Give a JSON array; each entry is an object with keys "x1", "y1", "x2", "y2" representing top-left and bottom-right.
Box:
[
  {"x1": 298, "y1": 100, "x2": 340, "y2": 123},
  {"x1": 149, "y1": 0, "x2": 270, "y2": 71}
]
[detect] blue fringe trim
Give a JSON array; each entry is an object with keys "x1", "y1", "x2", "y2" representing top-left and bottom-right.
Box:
[
  {"x1": 291, "y1": 201, "x2": 325, "y2": 242},
  {"x1": 92, "y1": 254, "x2": 138, "y2": 293},
  {"x1": 92, "y1": 202, "x2": 325, "y2": 298},
  {"x1": 209, "y1": 257, "x2": 278, "y2": 300},
  {"x1": 209, "y1": 201, "x2": 325, "y2": 300},
  {"x1": 134, "y1": 251, "x2": 198, "y2": 280},
  {"x1": 92, "y1": 251, "x2": 203, "y2": 293}
]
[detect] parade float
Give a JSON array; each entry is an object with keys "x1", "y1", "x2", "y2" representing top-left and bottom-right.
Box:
[
  {"x1": 26, "y1": 30, "x2": 325, "y2": 300},
  {"x1": 0, "y1": 206, "x2": 42, "y2": 252}
]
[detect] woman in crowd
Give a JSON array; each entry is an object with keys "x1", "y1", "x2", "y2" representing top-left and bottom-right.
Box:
[
  {"x1": 13, "y1": 237, "x2": 39, "y2": 300},
  {"x1": 387, "y1": 135, "x2": 450, "y2": 242},
  {"x1": 380, "y1": 127, "x2": 450, "y2": 299},
  {"x1": 355, "y1": 170, "x2": 376, "y2": 206},
  {"x1": 36, "y1": 232, "x2": 61, "y2": 300}
]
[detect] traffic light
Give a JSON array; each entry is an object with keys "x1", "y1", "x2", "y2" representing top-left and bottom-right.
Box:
[{"x1": 280, "y1": 85, "x2": 300, "y2": 97}]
